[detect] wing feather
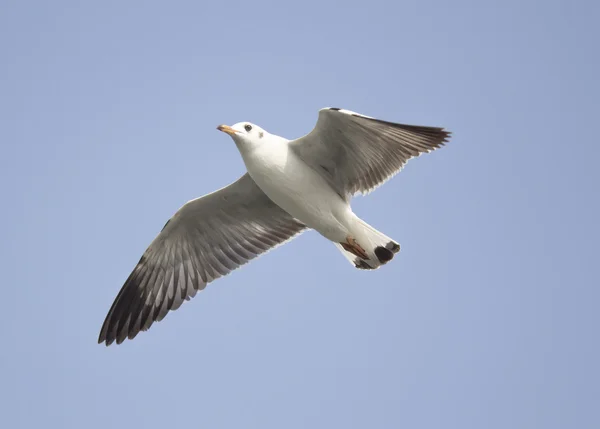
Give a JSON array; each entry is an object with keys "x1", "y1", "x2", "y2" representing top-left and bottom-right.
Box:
[
  {"x1": 290, "y1": 108, "x2": 451, "y2": 199},
  {"x1": 98, "y1": 173, "x2": 306, "y2": 345}
]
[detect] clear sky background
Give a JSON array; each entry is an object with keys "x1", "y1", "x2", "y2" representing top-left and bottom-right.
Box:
[{"x1": 1, "y1": 1, "x2": 598, "y2": 428}]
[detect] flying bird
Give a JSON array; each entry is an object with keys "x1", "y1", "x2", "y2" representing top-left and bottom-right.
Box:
[{"x1": 98, "y1": 108, "x2": 451, "y2": 345}]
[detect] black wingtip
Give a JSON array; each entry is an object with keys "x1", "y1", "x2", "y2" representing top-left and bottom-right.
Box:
[
  {"x1": 98, "y1": 335, "x2": 112, "y2": 347},
  {"x1": 98, "y1": 329, "x2": 114, "y2": 346}
]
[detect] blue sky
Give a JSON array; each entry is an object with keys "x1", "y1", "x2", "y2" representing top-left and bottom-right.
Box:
[{"x1": 1, "y1": 0, "x2": 598, "y2": 428}]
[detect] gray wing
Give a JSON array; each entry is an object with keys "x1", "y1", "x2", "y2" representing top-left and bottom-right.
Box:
[
  {"x1": 289, "y1": 108, "x2": 451, "y2": 199},
  {"x1": 98, "y1": 173, "x2": 306, "y2": 346}
]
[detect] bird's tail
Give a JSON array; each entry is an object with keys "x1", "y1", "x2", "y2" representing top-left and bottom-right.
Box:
[{"x1": 334, "y1": 216, "x2": 400, "y2": 270}]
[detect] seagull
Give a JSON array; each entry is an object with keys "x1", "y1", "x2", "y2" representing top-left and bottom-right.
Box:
[{"x1": 98, "y1": 108, "x2": 451, "y2": 345}]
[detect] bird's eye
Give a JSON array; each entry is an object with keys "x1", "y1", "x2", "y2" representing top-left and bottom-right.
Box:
[{"x1": 244, "y1": 124, "x2": 252, "y2": 132}]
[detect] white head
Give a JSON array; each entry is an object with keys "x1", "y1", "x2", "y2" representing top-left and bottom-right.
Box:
[{"x1": 217, "y1": 122, "x2": 269, "y2": 147}]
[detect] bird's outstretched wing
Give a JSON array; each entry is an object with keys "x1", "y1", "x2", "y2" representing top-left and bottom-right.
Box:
[
  {"x1": 99, "y1": 173, "x2": 306, "y2": 345},
  {"x1": 289, "y1": 108, "x2": 451, "y2": 199}
]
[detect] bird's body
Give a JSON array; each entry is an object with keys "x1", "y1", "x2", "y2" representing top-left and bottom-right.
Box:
[
  {"x1": 238, "y1": 132, "x2": 350, "y2": 243},
  {"x1": 98, "y1": 107, "x2": 451, "y2": 345}
]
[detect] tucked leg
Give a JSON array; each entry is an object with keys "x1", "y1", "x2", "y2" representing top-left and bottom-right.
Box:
[{"x1": 340, "y1": 236, "x2": 369, "y2": 260}]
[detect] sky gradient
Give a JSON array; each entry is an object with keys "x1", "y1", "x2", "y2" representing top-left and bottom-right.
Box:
[{"x1": 1, "y1": 1, "x2": 599, "y2": 428}]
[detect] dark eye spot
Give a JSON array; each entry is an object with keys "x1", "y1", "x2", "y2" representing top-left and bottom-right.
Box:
[
  {"x1": 259, "y1": 131, "x2": 264, "y2": 138},
  {"x1": 244, "y1": 124, "x2": 252, "y2": 132}
]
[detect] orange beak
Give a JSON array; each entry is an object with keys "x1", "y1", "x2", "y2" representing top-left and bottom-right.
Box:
[{"x1": 217, "y1": 125, "x2": 238, "y2": 136}]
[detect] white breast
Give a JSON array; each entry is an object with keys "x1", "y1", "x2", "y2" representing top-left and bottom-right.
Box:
[{"x1": 239, "y1": 140, "x2": 350, "y2": 242}]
